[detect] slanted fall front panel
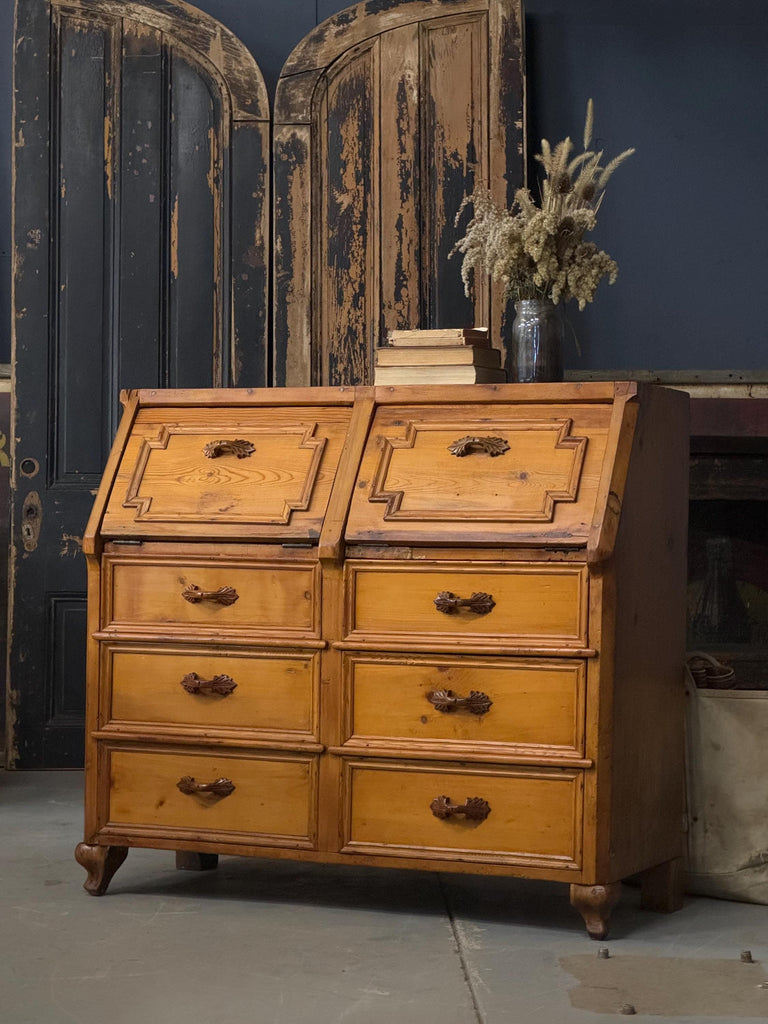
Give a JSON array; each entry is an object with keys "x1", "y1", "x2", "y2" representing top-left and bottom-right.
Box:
[{"x1": 273, "y1": 0, "x2": 525, "y2": 387}]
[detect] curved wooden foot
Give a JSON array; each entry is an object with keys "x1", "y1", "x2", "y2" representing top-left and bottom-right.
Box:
[
  {"x1": 176, "y1": 851, "x2": 219, "y2": 871},
  {"x1": 75, "y1": 843, "x2": 128, "y2": 896},
  {"x1": 570, "y1": 882, "x2": 622, "y2": 939}
]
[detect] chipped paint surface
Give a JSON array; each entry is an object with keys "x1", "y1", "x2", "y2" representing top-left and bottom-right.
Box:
[
  {"x1": 51, "y1": 0, "x2": 269, "y2": 120},
  {"x1": 381, "y1": 25, "x2": 419, "y2": 331},
  {"x1": 274, "y1": 127, "x2": 312, "y2": 386},
  {"x1": 424, "y1": 17, "x2": 484, "y2": 328},
  {"x1": 170, "y1": 194, "x2": 179, "y2": 279},
  {"x1": 11, "y1": 0, "x2": 272, "y2": 765},
  {"x1": 323, "y1": 50, "x2": 375, "y2": 385},
  {"x1": 276, "y1": 0, "x2": 524, "y2": 386},
  {"x1": 59, "y1": 533, "x2": 83, "y2": 558},
  {"x1": 103, "y1": 114, "x2": 113, "y2": 199}
]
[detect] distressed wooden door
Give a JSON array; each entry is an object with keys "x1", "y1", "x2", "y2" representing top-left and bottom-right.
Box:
[
  {"x1": 273, "y1": 0, "x2": 525, "y2": 386},
  {"x1": 10, "y1": 0, "x2": 269, "y2": 766}
]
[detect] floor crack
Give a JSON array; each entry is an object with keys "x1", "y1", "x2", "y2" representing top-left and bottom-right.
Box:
[{"x1": 438, "y1": 874, "x2": 485, "y2": 1024}]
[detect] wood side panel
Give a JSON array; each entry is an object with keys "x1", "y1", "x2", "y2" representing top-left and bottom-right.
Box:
[
  {"x1": 607, "y1": 386, "x2": 690, "y2": 880},
  {"x1": 379, "y1": 23, "x2": 421, "y2": 333},
  {"x1": 84, "y1": 556, "x2": 104, "y2": 837},
  {"x1": 320, "y1": 42, "x2": 379, "y2": 385},
  {"x1": 273, "y1": 124, "x2": 313, "y2": 387},
  {"x1": 421, "y1": 13, "x2": 486, "y2": 330},
  {"x1": 54, "y1": 13, "x2": 112, "y2": 482},
  {"x1": 488, "y1": 0, "x2": 525, "y2": 358},
  {"x1": 230, "y1": 121, "x2": 269, "y2": 386},
  {"x1": 168, "y1": 47, "x2": 219, "y2": 387},
  {"x1": 117, "y1": 21, "x2": 165, "y2": 398}
]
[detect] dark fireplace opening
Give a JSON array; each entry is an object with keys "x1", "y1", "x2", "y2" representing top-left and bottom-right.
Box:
[{"x1": 688, "y1": 499, "x2": 768, "y2": 688}]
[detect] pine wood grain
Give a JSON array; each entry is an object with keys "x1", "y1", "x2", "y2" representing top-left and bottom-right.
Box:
[
  {"x1": 341, "y1": 652, "x2": 585, "y2": 758},
  {"x1": 342, "y1": 759, "x2": 582, "y2": 866},
  {"x1": 108, "y1": 747, "x2": 318, "y2": 844}
]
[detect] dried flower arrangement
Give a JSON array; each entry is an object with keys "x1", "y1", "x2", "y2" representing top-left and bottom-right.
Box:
[{"x1": 452, "y1": 101, "x2": 634, "y2": 310}]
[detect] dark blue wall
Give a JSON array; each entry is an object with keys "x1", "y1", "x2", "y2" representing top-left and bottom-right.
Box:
[{"x1": 2, "y1": 0, "x2": 767, "y2": 370}]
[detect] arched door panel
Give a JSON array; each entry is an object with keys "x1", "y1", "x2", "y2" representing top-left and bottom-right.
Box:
[
  {"x1": 11, "y1": 0, "x2": 269, "y2": 766},
  {"x1": 274, "y1": 0, "x2": 525, "y2": 386}
]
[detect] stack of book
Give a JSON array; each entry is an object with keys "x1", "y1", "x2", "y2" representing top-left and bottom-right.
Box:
[{"x1": 373, "y1": 328, "x2": 506, "y2": 385}]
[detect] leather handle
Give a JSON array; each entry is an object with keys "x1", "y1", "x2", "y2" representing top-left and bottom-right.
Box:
[
  {"x1": 430, "y1": 795, "x2": 491, "y2": 822},
  {"x1": 427, "y1": 689, "x2": 493, "y2": 715},
  {"x1": 177, "y1": 776, "x2": 235, "y2": 798},
  {"x1": 448, "y1": 435, "x2": 509, "y2": 457},
  {"x1": 434, "y1": 591, "x2": 495, "y2": 615},
  {"x1": 180, "y1": 672, "x2": 237, "y2": 696},
  {"x1": 181, "y1": 584, "x2": 239, "y2": 606},
  {"x1": 203, "y1": 439, "x2": 255, "y2": 459}
]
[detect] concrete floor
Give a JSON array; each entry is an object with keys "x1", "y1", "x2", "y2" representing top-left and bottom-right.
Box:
[{"x1": 1, "y1": 771, "x2": 767, "y2": 1024}]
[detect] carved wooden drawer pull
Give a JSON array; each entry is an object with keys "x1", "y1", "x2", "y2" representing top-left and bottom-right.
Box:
[
  {"x1": 430, "y1": 795, "x2": 491, "y2": 822},
  {"x1": 434, "y1": 591, "x2": 495, "y2": 615},
  {"x1": 448, "y1": 435, "x2": 509, "y2": 457},
  {"x1": 181, "y1": 584, "x2": 239, "y2": 606},
  {"x1": 203, "y1": 439, "x2": 255, "y2": 459},
  {"x1": 177, "y1": 776, "x2": 235, "y2": 798},
  {"x1": 427, "y1": 689, "x2": 493, "y2": 715},
  {"x1": 180, "y1": 672, "x2": 237, "y2": 696}
]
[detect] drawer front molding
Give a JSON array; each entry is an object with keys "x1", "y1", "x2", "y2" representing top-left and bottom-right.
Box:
[
  {"x1": 340, "y1": 759, "x2": 583, "y2": 869},
  {"x1": 344, "y1": 561, "x2": 589, "y2": 650},
  {"x1": 102, "y1": 555, "x2": 321, "y2": 640},
  {"x1": 103, "y1": 746, "x2": 319, "y2": 848},
  {"x1": 100, "y1": 642, "x2": 321, "y2": 742},
  {"x1": 340, "y1": 652, "x2": 586, "y2": 759}
]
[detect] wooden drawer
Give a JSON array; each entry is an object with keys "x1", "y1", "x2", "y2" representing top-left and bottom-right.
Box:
[
  {"x1": 344, "y1": 561, "x2": 588, "y2": 651},
  {"x1": 346, "y1": 400, "x2": 612, "y2": 546},
  {"x1": 340, "y1": 653, "x2": 586, "y2": 761},
  {"x1": 101, "y1": 554, "x2": 320, "y2": 640},
  {"x1": 101, "y1": 404, "x2": 354, "y2": 541},
  {"x1": 101, "y1": 643, "x2": 319, "y2": 742},
  {"x1": 342, "y1": 759, "x2": 582, "y2": 868},
  {"x1": 105, "y1": 747, "x2": 318, "y2": 847}
]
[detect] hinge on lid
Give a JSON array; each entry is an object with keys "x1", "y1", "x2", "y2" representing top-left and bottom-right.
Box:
[{"x1": 112, "y1": 538, "x2": 143, "y2": 545}]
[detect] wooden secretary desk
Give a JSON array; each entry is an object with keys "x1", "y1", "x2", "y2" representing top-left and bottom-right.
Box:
[{"x1": 76, "y1": 381, "x2": 689, "y2": 938}]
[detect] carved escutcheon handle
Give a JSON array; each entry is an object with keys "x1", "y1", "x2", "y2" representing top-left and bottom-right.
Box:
[
  {"x1": 181, "y1": 584, "x2": 239, "y2": 606},
  {"x1": 203, "y1": 439, "x2": 255, "y2": 459},
  {"x1": 180, "y1": 672, "x2": 237, "y2": 696},
  {"x1": 448, "y1": 435, "x2": 510, "y2": 457},
  {"x1": 427, "y1": 689, "x2": 493, "y2": 715},
  {"x1": 434, "y1": 591, "x2": 495, "y2": 615},
  {"x1": 430, "y1": 795, "x2": 491, "y2": 822},
  {"x1": 177, "y1": 776, "x2": 235, "y2": 798}
]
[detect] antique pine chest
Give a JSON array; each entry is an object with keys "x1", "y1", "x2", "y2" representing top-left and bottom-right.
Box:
[{"x1": 76, "y1": 381, "x2": 689, "y2": 938}]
